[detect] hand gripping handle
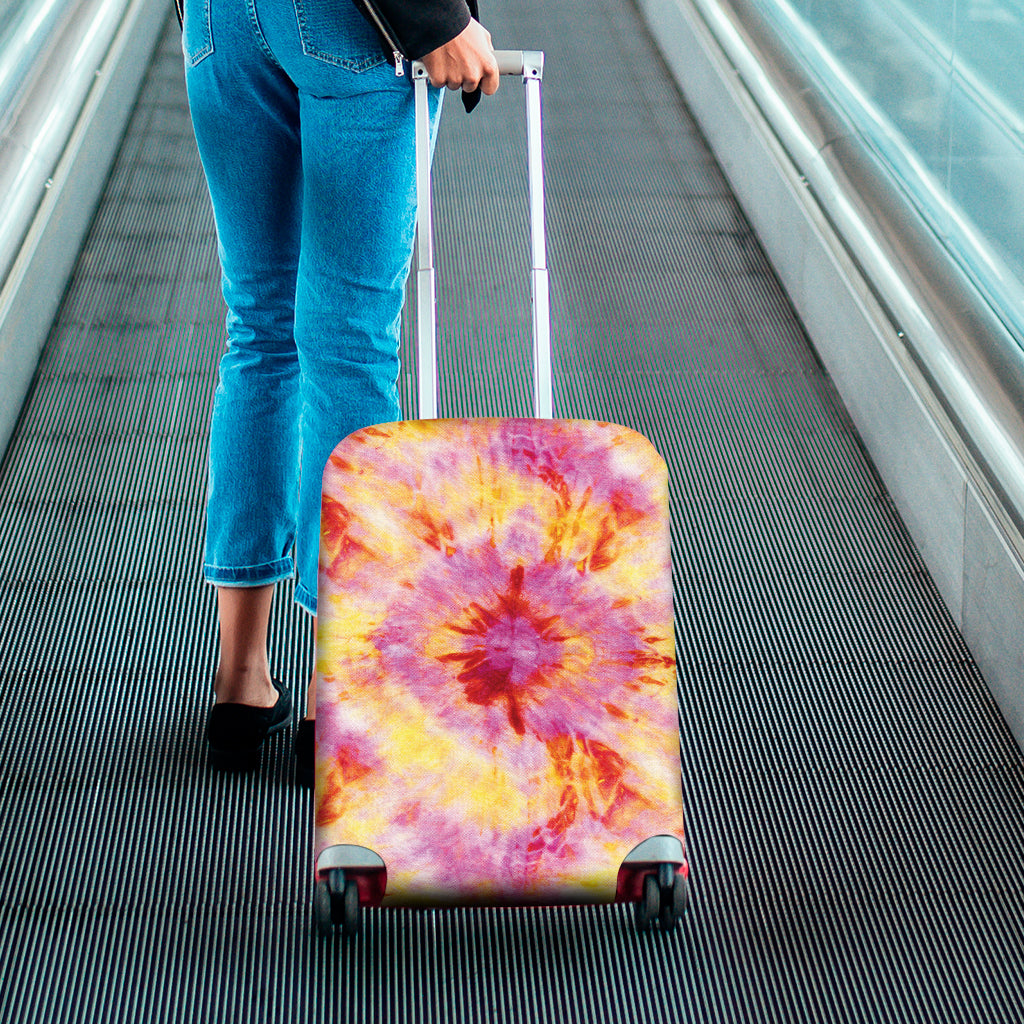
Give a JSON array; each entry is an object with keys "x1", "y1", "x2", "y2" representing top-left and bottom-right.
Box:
[{"x1": 410, "y1": 51, "x2": 551, "y2": 420}]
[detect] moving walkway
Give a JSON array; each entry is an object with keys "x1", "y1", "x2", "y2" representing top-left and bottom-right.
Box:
[{"x1": 1, "y1": 0, "x2": 1022, "y2": 1020}]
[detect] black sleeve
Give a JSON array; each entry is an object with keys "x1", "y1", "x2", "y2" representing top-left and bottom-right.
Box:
[{"x1": 373, "y1": 0, "x2": 474, "y2": 60}]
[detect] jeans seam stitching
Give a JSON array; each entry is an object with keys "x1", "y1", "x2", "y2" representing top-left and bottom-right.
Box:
[
  {"x1": 184, "y1": 0, "x2": 214, "y2": 67},
  {"x1": 244, "y1": 0, "x2": 280, "y2": 68}
]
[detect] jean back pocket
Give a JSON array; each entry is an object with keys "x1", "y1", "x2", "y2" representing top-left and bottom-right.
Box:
[{"x1": 291, "y1": 0, "x2": 388, "y2": 71}]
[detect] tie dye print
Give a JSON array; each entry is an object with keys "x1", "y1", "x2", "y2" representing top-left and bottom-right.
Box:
[{"x1": 314, "y1": 418, "x2": 684, "y2": 905}]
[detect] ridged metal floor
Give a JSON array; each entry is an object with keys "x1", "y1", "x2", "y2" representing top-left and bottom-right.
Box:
[{"x1": 2, "y1": 0, "x2": 1024, "y2": 1020}]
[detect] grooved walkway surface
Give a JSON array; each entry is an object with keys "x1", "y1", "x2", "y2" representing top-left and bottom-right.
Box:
[{"x1": 1, "y1": 1, "x2": 1023, "y2": 1021}]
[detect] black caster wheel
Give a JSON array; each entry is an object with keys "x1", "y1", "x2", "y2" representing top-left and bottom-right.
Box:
[
  {"x1": 313, "y1": 879, "x2": 334, "y2": 937},
  {"x1": 341, "y1": 878, "x2": 361, "y2": 937},
  {"x1": 635, "y1": 872, "x2": 660, "y2": 931},
  {"x1": 327, "y1": 869, "x2": 361, "y2": 937},
  {"x1": 658, "y1": 871, "x2": 690, "y2": 932}
]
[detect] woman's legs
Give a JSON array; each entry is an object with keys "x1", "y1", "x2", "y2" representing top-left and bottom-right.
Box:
[
  {"x1": 186, "y1": 35, "x2": 303, "y2": 586},
  {"x1": 184, "y1": 0, "x2": 304, "y2": 707},
  {"x1": 288, "y1": 84, "x2": 429, "y2": 617},
  {"x1": 289, "y1": 82, "x2": 439, "y2": 730},
  {"x1": 185, "y1": 0, "x2": 439, "y2": 735},
  {"x1": 214, "y1": 585, "x2": 277, "y2": 706}
]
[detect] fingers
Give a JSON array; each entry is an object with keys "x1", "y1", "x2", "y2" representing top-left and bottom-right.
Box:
[
  {"x1": 475, "y1": 26, "x2": 499, "y2": 96},
  {"x1": 479, "y1": 50, "x2": 500, "y2": 96},
  {"x1": 420, "y1": 20, "x2": 500, "y2": 96}
]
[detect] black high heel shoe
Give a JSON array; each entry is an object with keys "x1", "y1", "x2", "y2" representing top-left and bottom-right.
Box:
[{"x1": 206, "y1": 678, "x2": 293, "y2": 770}]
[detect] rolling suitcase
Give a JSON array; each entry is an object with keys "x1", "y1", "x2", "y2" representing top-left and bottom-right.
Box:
[{"x1": 312, "y1": 51, "x2": 689, "y2": 937}]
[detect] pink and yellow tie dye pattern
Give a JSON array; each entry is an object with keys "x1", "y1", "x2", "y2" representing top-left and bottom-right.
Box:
[{"x1": 314, "y1": 418, "x2": 683, "y2": 905}]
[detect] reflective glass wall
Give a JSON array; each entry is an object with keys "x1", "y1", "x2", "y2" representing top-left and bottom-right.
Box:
[
  {"x1": 0, "y1": 0, "x2": 71, "y2": 115},
  {"x1": 749, "y1": 0, "x2": 1024, "y2": 349}
]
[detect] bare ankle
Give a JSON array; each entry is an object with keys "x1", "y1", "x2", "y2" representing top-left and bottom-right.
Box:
[
  {"x1": 214, "y1": 583, "x2": 276, "y2": 705},
  {"x1": 214, "y1": 667, "x2": 277, "y2": 706}
]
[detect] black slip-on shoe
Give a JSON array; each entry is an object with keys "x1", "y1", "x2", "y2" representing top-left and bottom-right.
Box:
[
  {"x1": 207, "y1": 678, "x2": 293, "y2": 771},
  {"x1": 295, "y1": 717, "x2": 314, "y2": 789}
]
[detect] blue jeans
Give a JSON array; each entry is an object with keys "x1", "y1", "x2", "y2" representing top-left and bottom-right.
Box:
[{"x1": 183, "y1": 0, "x2": 441, "y2": 615}]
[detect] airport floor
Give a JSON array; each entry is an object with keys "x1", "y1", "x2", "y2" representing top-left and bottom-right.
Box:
[{"x1": 2, "y1": 0, "x2": 1023, "y2": 1020}]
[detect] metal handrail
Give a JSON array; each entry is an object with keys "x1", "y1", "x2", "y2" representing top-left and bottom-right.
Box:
[
  {"x1": 687, "y1": 0, "x2": 1024, "y2": 550},
  {"x1": 0, "y1": 0, "x2": 71, "y2": 120},
  {"x1": 0, "y1": 0, "x2": 136, "y2": 292}
]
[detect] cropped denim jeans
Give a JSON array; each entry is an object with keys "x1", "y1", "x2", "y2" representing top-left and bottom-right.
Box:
[{"x1": 183, "y1": 0, "x2": 441, "y2": 614}]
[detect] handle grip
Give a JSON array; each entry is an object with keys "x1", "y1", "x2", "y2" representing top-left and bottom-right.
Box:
[
  {"x1": 494, "y1": 49, "x2": 544, "y2": 78},
  {"x1": 411, "y1": 50, "x2": 544, "y2": 81}
]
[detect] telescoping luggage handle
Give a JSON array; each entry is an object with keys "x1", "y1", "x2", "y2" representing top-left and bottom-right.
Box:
[{"x1": 411, "y1": 50, "x2": 551, "y2": 420}]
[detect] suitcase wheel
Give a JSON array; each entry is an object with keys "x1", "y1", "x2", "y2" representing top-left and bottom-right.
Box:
[
  {"x1": 636, "y1": 873, "x2": 661, "y2": 930},
  {"x1": 314, "y1": 879, "x2": 333, "y2": 937},
  {"x1": 635, "y1": 865, "x2": 690, "y2": 932},
  {"x1": 313, "y1": 869, "x2": 361, "y2": 938},
  {"x1": 661, "y1": 871, "x2": 690, "y2": 931}
]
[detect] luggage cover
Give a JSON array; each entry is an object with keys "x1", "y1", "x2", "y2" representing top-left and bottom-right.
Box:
[{"x1": 314, "y1": 416, "x2": 684, "y2": 905}]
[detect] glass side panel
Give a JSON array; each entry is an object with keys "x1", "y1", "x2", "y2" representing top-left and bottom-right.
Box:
[
  {"x1": 749, "y1": 0, "x2": 1024, "y2": 348},
  {"x1": 0, "y1": 0, "x2": 74, "y2": 119}
]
